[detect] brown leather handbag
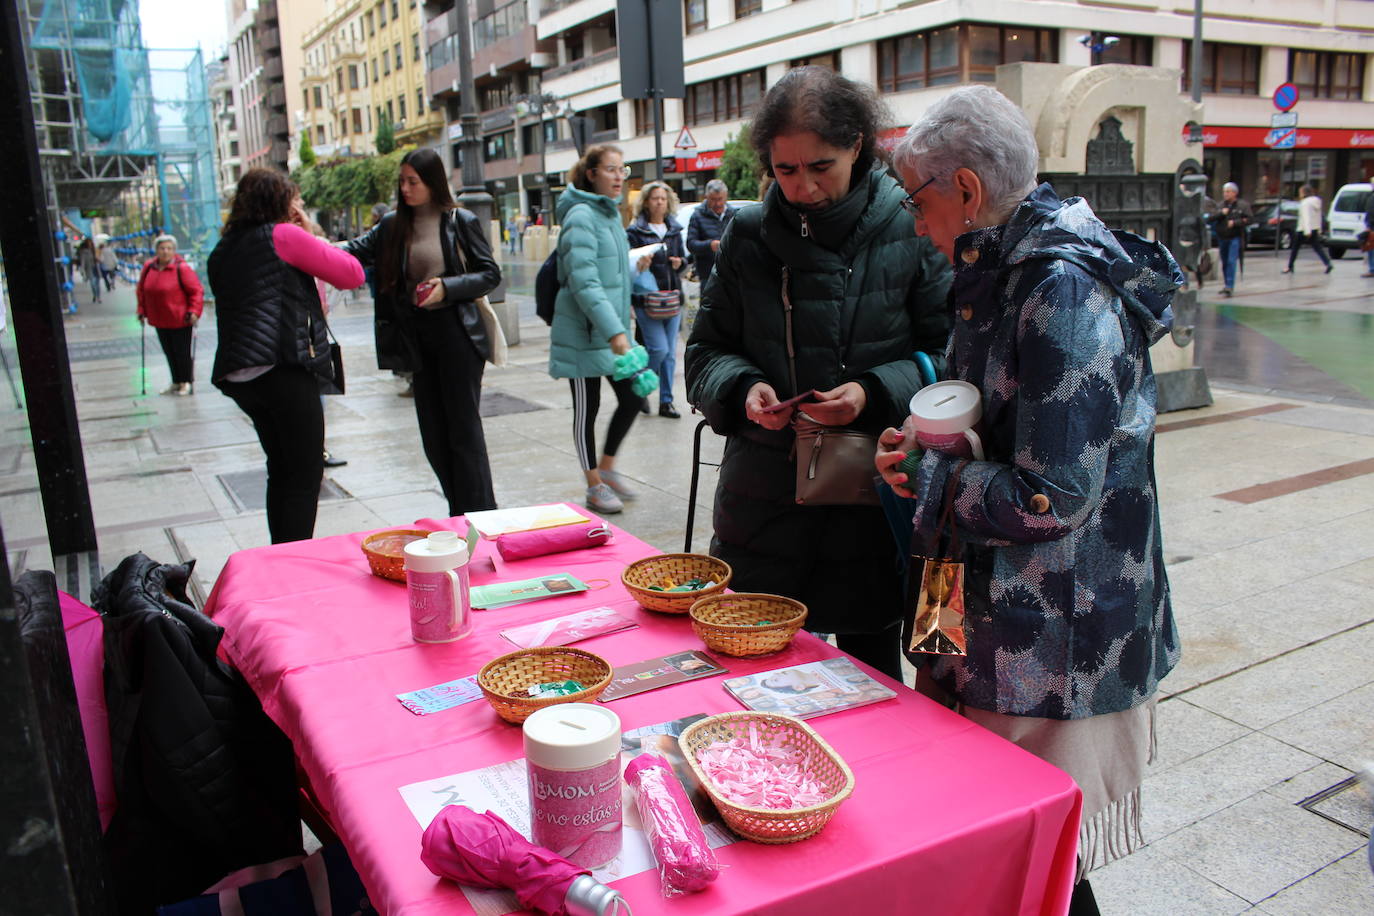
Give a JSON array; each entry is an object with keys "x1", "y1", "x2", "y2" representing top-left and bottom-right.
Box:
[{"x1": 782, "y1": 266, "x2": 881, "y2": 507}]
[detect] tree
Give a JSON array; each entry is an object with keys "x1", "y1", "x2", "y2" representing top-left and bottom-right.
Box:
[
  {"x1": 718, "y1": 125, "x2": 760, "y2": 200},
  {"x1": 375, "y1": 115, "x2": 396, "y2": 155},
  {"x1": 298, "y1": 130, "x2": 316, "y2": 167}
]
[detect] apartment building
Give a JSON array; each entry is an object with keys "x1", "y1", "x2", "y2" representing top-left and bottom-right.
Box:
[
  {"x1": 226, "y1": 0, "x2": 268, "y2": 172},
  {"x1": 508, "y1": 0, "x2": 1374, "y2": 207},
  {"x1": 207, "y1": 54, "x2": 242, "y2": 203},
  {"x1": 368, "y1": 0, "x2": 445, "y2": 149}
]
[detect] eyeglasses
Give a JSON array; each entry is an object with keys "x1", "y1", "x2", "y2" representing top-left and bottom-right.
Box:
[
  {"x1": 900, "y1": 176, "x2": 937, "y2": 219},
  {"x1": 599, "y1": 165, "x2": 632, "y2": 177}
]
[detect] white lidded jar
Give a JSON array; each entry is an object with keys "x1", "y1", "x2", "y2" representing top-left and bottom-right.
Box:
[
  {"x1": 403, "y1": 531, "x2": 471, "y2": 643},
  {"x1": 523, "y1": 703, "x2": 623, "y2": 868}
]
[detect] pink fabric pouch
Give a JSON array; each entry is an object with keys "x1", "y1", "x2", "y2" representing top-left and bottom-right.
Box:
[{"x1": 495, "y1": 522, "x2": 612, "y2": 562}]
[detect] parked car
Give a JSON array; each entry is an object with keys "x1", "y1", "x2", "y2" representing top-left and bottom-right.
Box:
[
  {"x1": 1325, "y1": 182, "x2": 1372, "y2": 258},
  {"x1": 1245, "y1": 200, "x2": 1299, "y2": 250}
]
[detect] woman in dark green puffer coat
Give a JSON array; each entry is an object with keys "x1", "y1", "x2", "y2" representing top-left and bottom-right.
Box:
[{"x1": 685, "y1": 68, "x2": 951, "y2": 678}]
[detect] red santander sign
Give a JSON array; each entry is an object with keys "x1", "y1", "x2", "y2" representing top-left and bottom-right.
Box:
[{"x1": 1183, "y1": 125, "x2": 1374, "y2": 148}]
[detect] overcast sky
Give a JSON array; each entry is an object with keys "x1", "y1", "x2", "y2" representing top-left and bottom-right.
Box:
[{"x1": 139, "y1": 0, "x2": 228, "y2": 56}]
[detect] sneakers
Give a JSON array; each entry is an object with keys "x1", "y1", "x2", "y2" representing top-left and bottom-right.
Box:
[
  {"x1": 585, "y1": 483, "x2": 624, "y2": 514},
  {"x1": 1220, "y1": 288, "x2": 1233, "y2": 298},
  {"x1": 1325, "y1": 264, "x2": 1334, "y2": 274},
  {"x1": 162, "y1": 383, "x2": 193, "y2": 396},
  {"x1": 599, "y1": 469, "x2": 637, "y2": 500}
]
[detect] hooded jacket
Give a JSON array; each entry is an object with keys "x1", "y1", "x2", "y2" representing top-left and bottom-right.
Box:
[
  {"x1": 684, "y1": 166, "x2": 951, "y2": 635},
  {"x1": 908, "y1": 184, "x2": 1182, "y2": 720},
  {"x1": 549, "y1": 186, "x2": 632, "y2": 379}
]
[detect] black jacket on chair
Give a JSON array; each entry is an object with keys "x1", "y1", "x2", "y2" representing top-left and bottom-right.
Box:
[
  {"x1": 343, "y1": 207, "x2": 501, "y2": 372},
  {"x1": 95, "y1": 554, "x2": 301, "y2": 914}
]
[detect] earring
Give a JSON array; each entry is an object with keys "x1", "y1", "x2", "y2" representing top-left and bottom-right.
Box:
[{"x1": 964, "y1": 217, "x2": 973, "y2": 226}]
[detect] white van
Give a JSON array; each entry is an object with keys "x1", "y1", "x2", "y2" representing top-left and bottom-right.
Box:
[{"x1": 1325, "y1": 182, "x2": 1371, "y2": 258}]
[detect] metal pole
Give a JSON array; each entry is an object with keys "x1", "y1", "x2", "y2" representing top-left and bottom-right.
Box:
[
  {"x1": 1190, "y1": 0, "x2": 1203, "y2": 105},
  {"x1": 647, "y1": 0, "x2": 662, "y2": 180},
  {"x1": 0, "y1": 0, "x2": 97, "y2": 557},
  {"x1": 453, "y1": 0, "x2": 494, "y2": 229}
]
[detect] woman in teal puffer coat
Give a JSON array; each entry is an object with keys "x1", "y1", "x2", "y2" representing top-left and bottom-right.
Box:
[
  {"x1": 685, "y1": 68, "x2": 952, "y2": 678},
  {"x1": 549, "y1": 144, "x2": 642, "y2": 514}
]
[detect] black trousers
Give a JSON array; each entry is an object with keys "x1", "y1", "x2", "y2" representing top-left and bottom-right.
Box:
[
  {"x1": 155, "y1": 326, "x2": 194, "y2": 384},
  {"x1": 1288, "y1": 230, "x2": 1331, "y2": 269},
  {"x1": 569, "y1": 375, "x2": 640, "y2": 471},
  {"x1": 411, "y1": 307, "x2": 496, "y2": 516},
  {"x1": 223, "y1": 366, "x2": 324, "y2": 544}
]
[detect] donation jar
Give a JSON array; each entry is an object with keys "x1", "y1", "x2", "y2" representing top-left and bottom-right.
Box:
[
  {"x1": 403, "y1": 531, "x2": 471, "y2": 643},
  {"x1": 523, "y1": 703, "x2": 623, "y2": 867}
]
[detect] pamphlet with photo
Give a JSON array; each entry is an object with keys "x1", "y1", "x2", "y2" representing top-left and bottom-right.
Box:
[{"x1": 723, "y1": 657, "x2": 897, "y2": 719}]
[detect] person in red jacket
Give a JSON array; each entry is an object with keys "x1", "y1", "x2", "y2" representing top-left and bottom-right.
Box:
[{"x1": 136, "y1": 234, "x2": 205, "y2": 395}]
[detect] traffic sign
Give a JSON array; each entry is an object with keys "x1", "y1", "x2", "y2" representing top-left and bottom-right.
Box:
[
  {"x1": 1267, "y1": 127, "x2": 1298, "y2": 149},
  {"x1": 673, "y1": 126, "x2": 697, "y2": 151},
  {"x1": 1273, "y1": 82, "x2": 1299, "y2": 112},
  {"x1": 1271, "y1": 111, "x2": 1298, "y2": 130}
]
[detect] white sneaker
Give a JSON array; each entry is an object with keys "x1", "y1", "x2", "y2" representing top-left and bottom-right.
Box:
[
  {"x1": 175, "y1": 383, "x2": 193, "y2": 396},
  {"x1": 160, "y1": 384, "x2": 180, "y2": 395},
  {"x1": 599, "y1": 469, "x2": 637, "y2": 500},
  {"x1": 585, "y1": 483, "x2": 624, "y2": 514}
]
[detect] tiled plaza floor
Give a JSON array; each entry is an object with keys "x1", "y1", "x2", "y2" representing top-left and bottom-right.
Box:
[{"x1": 4, "y1": 246, "x2": 1372, "y2": 912}]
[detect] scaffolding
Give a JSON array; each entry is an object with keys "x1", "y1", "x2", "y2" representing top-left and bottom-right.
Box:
[{"x1": 22, "y1": 0, "x2": 220, "y2": 287}]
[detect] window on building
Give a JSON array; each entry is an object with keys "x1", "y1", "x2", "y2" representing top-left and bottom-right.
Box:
[
  {"x1": 394, "y1": 43, "x2": 402, "y2": 69},
  {"x1": 391, "y1": 0, "x2": 399, "y2": 18},
  {"x1": 791, "y1": 51, "x2": 839, "y2": 70},
  {"x1": 229, "y1": 139, "x2": 239, "y2": 156},
  {"x1": 876, "y1": 23, "x2": 1055, "y2": 91},
  {"x1": 340, "y1": 114, "x2": 349, "y2": 135},
  {"x1": 522, "y1": 122, "x2": 541, "y2": 154},
  {"x1": 378, "y1": 0, "x2": 386, "y2": 26},
  {"x1": 383, "y1": 52, "x2": 391, "y2": 76},
  {"x1": 1094, "y1": 33, "x2": 1152, "y2": 66},
  {"x1": 304, "y1": 89, "x2": 310, "y2": 109},
  {"x1": 1183, "y1": 41, "x2": 1260, "y2": 94},
  {"x1": 684, "y1": 69, "x2": 766, "y2": 126},
  {"x1": 566, "y1": 34, "x2": 584, "y2": 61},
  {"x1": 315, "y1": 125, "x2": 325, "y2": 143},
  {"x1": 634, "y1": 97, "x2": 664, "y2": 135},
  {"x1": 685, "y1": 0, "x2": 707, "y2": 34},
  {"x1": 412, "y1": 34, "x2": 420, "y2": 61},
  {"x1": 348, "y1": 65, "x2": 359, "y2": 89},
  {"x1": 484, "y1": 130, "x2": 513, "y2": 161},
  {"x1": 399, "y1": 97, "x2": 407, "y2": 121},
  {"x1": 313, "y1": 86, "x2": 322, "y2": 107},
  {"x1": 372, "y1": 58, "x2": 379, "y2": 81},
  {"x1": 367, "y1": 11, "x2": 374, "y2": 36},
  {"x1": 1290, "y1": 50, "x2": 1365, "y2": 100},
  {"x1": 376, "y1": 105, "x2": 384, "y2": 126},
  {"x1": 387, "y1": 99, "x2": 395, "y2": 122},
  {"x1": 336, "y1": 69, "x2": 344, "y2": 92},
  {"x1": 353, "y1": 108, "x2": 364, "y2": 133},
  {"x1": 417, "y1": 88, "x2": 425, "y2": 114},
  {"x1": 734, "y1": 0, "x2": 761, "y2": 20}
]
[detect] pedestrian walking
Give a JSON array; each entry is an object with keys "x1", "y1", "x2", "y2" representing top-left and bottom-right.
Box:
[
  {"x1": 626, "y1": 180, "x2": 687, "y2": 419},
  {"x1": 685, "y1": 178, "x2": 736, "y2": 284},
  {"x1": 549, "y1": 144, "x2": 642, "y2": 515},
  {"x1": 209, "y1": 168, "x2": 364, "y2": 544},
  {"x1": 99, "y1": 239, "x2": 118, "y2": 291},
  {"x1": 513, "y1": 210, "x2": 527, "y2": 254},
  {"x1": 685, "y1": 66, "x2": 952, "y2": 679},
  {"x1": 136, "y1": 234, "x2": 203, "y2": 395},
  {"x1": 343, "y1": 148, "x2": 502, "y2": 517},
  {"x1": 77, "y1": 238, "x2": 102, "y2": 303},
  {"x1": 1211, "y1": 181, "x2": 1251, "y2": 297},
  {"x1": 1282, "y1": 184, "x2": 1332, "y2": 273}
]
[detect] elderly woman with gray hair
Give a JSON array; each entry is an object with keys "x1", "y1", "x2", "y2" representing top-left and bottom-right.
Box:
[
  {"x1": 874, "y1": 85, "x2": 1182, "y2": 912},
  {"x1": 136, "y1": 234, "x2": 204, "y2": 395}
]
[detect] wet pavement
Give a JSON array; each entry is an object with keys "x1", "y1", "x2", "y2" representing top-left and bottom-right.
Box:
[{"x1": 4, "y1": 247, "x2": 1374, "y2": 913}]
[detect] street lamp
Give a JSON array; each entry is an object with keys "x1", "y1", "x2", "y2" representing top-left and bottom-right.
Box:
[{"x1": 514, "y1": 90, "x2": 566, "y2": 214}]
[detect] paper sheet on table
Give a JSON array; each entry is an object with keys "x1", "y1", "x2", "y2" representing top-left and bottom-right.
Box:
[
  {"x1": 463, "y1": 504, "x2": 590, "y2": 538},
  {"x1": 398, "y1": 714, "x2": 735, "y2": 915}
]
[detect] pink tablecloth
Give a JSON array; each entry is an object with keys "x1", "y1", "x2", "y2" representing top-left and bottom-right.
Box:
[{"x1": 206, "y1": 514, "x2": 1080, "y2": 916}]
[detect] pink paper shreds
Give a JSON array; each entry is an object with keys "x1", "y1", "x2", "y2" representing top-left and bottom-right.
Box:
[{"x1": 695, "y1": 726, "x2": 830, "y2": 810}]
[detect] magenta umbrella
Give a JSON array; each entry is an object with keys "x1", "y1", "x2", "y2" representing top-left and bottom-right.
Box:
[{"x1": 420, "y1": 805, "x2": 631, "y2": 916}]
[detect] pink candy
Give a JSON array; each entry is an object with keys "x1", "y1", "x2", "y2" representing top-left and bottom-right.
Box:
[{"x1": 695, "y1": 725, "x2": 830, "y2": 809}]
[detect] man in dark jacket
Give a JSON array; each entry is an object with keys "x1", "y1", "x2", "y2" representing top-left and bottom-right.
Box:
[
  {"x1": 685, "y1": 67, "x2": 951, "y2": 679},
  {"x1": 1211, "y1": 181, "x2": 1252, "y2": 296},
  {"x1": 685, "y1": 179, "x2": 736, "y2": 283}
]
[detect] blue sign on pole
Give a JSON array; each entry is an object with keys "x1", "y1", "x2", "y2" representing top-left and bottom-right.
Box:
[
  {"x1": 1273, "y1": 82, "x2": 1299, "y2": 112},
  {"x1": 1267, "y1": 127, "x2": 1298, "y2": 149}
]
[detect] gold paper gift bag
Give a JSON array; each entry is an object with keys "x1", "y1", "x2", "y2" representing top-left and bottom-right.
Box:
[{"x1": 906, "y1": 460, "x2": 969, "y2": 657}]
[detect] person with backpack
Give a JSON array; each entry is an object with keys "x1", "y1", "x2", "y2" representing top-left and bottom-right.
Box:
[
  {"x1": 136, "y1": 234, "x2": 204, "y2": 396},
  {"x1": 549, "y1": 144, "x2": 644, "y2": 514}
]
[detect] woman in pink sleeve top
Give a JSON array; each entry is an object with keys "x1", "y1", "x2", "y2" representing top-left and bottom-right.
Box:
[{"x1": 207, "y1": 168, "x2": 365, "y2": 544}]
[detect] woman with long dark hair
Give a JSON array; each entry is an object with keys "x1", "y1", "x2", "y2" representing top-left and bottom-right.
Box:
[
  {"x1": 344, "y1": 148, "x2": 502, "y2": 516},
  {"x1": 209, "y1": 168, "x2": 364, "y2": 543}
]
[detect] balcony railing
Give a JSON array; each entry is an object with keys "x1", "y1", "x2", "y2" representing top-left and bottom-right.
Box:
[{"x1": 543, "y1": 47, "x2": 617, "y2": 82}]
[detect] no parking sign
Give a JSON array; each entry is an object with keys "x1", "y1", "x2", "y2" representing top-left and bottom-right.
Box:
[{"x1": 1273, "y1": 82, "x2": 1299, "y2": 112}]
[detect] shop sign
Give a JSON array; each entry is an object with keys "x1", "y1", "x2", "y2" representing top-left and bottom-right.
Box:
[
  {"x1": 1182, "y1": 125, "x2": 1374, "y2": 149},
  {"x1": 665, "y1": 149, "x2": 724, "y2": 172}
]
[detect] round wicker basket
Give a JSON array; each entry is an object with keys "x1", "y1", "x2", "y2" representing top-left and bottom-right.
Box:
[
  {"x1": 689, "y1": 593, "x2": 808, "y2": 657},
  {"x1": 476, "y1": 647, "x2": 614, "y2": 724},
  {"x1": 679, "y1": 711, "x2": 854, "y2": 844},
  {"x1": 360, "y1": 529, "x2": 432, "y2": 581},
  {"x1": 621, "y1": 554, "x2": 732, "y2": 614}
]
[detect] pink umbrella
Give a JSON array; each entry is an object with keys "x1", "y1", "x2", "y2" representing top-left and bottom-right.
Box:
[{"x1": 420, "y1": 805, "x2": 631, "y2": 916}]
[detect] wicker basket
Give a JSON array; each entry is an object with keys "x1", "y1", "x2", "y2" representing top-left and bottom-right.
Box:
[
  {"x1": 689, "y1": 593, "x2": 808, "y2": 657},
  {"x1": 477, "y1": 647, "x2": 614, "y2": 724},
  {"x1": 621, "y1": 553, "x2": 732, "y2": 614},
  {"x1": 679, "y1": 711, "x2": 855, "y2": 844},
  {"x1": 360, "y1": 529, "x2": 432, "y2": 581}
]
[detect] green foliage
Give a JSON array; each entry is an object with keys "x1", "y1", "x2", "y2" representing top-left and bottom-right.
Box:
[
  {"x1": 718, "y1": 125, "x2": 760, "y2": 200},
  {"x1": 375, "y1": 115, "x2": 396, "y2": 155},
  {"x1": 292, "y1": 146, "x2": 410, "y2": 214},
  {"x1": 298, "y1": 130, "x2": 316, "y2": 167}
]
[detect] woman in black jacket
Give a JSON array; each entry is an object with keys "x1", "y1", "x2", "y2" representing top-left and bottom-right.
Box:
[
  {"x1": 209, "y1": 168, "x2": 364, "y2": 543},
  {"x1": 344, "y1": 148, "x2": 503, "y2": 516},
  {"x1": 626, "y1": 180, "x2": 688, "y2": 418}
]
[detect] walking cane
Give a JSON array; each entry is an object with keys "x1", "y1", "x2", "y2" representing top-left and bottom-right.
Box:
[{"x1": 140, "y1": 318, "x2": 147, "y2": 395}]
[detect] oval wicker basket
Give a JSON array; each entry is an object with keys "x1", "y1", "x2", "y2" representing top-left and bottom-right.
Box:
[
  {"x1": 476, "y1": 647, "x2": 614, "y2": 724},
  {"x1": 678, "y1": 711, "x2": 855, "y2": 844},
  {"x1": 689, "y1": 593, "x2": 808, "y2": 657},
  {"x1": 621, "y1": 553, "x2": 732, "y2": 614},
  {"x1": 360, "y1": 529, "x2": 432, "y2": 582}
]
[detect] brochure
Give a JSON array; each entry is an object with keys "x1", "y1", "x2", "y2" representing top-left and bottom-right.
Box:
[
  {"x1": 463, "y1": 504, "x2": 590, "y2": 538},
  {"x1": 722, "y1": 656, "x2": 898, "y2": 719},
  {"x1": 397, "y1": 713, "x2": 735, "y2": 916},
  {"x1": 395, "y1": 675, "x2": 483, "y2": 716},
  {"x1": 498, "y1": 606, "x2": 638, "y2": 649},
  {"x1": 598, "y1": 650, "x2": 727, "y2": 702},
  {"x1": 469, "y1": 574, "x2": 589, "y2": 610}
]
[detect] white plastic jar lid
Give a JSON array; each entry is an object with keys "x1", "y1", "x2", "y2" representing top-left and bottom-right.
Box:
[
  {"x1": 523, "y1": 703, "x2": 622, "y2": 771},
  {"x1": 908, "y1": 380, "x2": 982, "y2": 435},
  {"x1": 402, "y1": 530, "x2": 469, "y2": 574}
]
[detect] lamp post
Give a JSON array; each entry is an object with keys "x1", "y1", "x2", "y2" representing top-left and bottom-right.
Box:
[
  {"x1": 452, "y1": 0, "x2": 494, "y2": 230},
  {"x1": 514, "y1": 91, "x2": 564, "y2": 216}
]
